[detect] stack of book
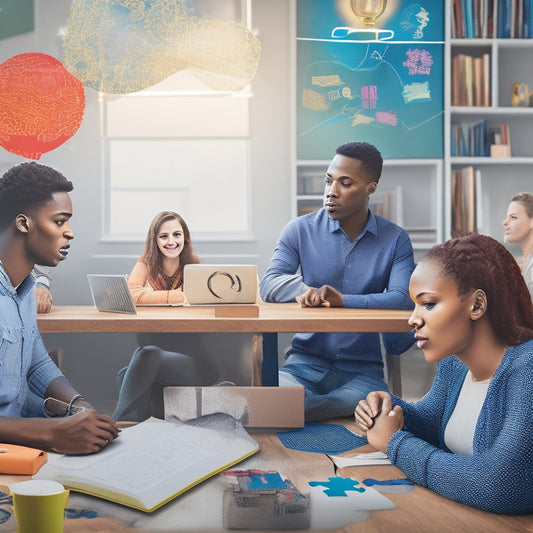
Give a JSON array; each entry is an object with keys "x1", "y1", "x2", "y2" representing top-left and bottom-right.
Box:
[
  {"x1": 452, "y1": 0, "x2": 533, "y2": 38},
  {"x1": 451, "y1": 53, "x2": 490, "y2": 107},
  {"x1": 451, "y1": 166, "x2": 483, "y2": 236},
  {"x1": 451, "y1": 121, "x2": 510, "y2": 157}
]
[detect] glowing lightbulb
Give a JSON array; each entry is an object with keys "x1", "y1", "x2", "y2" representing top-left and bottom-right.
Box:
[{"x1": 351, "y1": 0, "x2": 388, "y2": 27}]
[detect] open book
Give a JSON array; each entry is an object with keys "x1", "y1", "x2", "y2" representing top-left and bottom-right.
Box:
[{"x1": 34, "y1": 415, "x2": 259, "y2": 512}]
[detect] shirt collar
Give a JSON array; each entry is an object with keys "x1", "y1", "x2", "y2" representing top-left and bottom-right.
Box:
[
  {"x1": 328, "y1": 209, "x2": 378, "y2": 238},
  {"x1": 0, "y1": 262, "x2": 35, "y2": 297}
]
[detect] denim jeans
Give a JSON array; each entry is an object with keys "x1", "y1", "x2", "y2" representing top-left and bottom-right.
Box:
[{"x1": 279, "y1": 355, "x2": 388, "y2": 422}]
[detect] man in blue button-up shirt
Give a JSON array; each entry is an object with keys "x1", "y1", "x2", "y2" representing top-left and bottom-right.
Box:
[
  {"x1": 260, "y1": 142, "x2": 415, "y2": 421},
  {"x1": 0, "y1": 162, "x2": 119, "y2": 454}
]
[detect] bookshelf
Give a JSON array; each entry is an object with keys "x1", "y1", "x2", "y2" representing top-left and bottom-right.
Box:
[{"x1": 447, "y1": 2, "x2": 533, "y2": 240}]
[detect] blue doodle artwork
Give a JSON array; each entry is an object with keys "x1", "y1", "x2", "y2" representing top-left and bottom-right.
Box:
[
  {"x1": 309, "y1": 477, "x2": 366, "y2": 497},
  {"x1": 296, "y1": 0, "x2": 444, "y2": 159}
]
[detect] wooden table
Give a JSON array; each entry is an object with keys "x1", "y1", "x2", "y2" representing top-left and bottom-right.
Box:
[
  {"x1": 38, "y1": 303, "x2": 412, "y2": 387},
  {"x1": 37, "y1": 303, "x2": 412, "y2": 334},
  {"x1": 1, "y1": 419, "x2": 531, "y2": 532}
]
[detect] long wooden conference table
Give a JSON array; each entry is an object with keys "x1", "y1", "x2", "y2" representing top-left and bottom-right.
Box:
[{"x1": 37, "y1": 303, "x2": 413, "y2": 387}]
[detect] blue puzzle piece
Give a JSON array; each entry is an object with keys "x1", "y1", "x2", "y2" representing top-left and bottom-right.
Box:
[{"x1": 309, "y1": 477, "x2": 365, "y2": 497}]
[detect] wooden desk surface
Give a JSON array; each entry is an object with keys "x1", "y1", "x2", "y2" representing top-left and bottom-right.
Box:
[
  {"x1": 37, "y1": 303, "x2": 412, "y2": 334},
  {"x1": 1, "y1": 420, "x2": 531, "y2": 532},
  {"x1": 329, "y1": 422, "x2": 533, "y2": 533}
]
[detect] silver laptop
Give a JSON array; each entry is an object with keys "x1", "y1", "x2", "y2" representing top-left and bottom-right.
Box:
[
  {"x1": 87, "y1": 274, "x2": 138, "y2": 314},
  {"x1": 183, "y1": 264, "x2": 258, "y2": 305},
  {"x1": 87, "y1": 274, "x2": 184, "y2": 314}
]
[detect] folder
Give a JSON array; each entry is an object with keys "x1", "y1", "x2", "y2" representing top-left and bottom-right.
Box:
[{"x1": 0, "y1": 444, "x2": 47, "y2": 475}]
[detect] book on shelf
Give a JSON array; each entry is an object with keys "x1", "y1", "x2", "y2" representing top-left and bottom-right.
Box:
[
  {"x1": 451, "y1": 120, "x2": 510, "y2": 157},
  {"x1": 453, "y1": 0, "x2": 533, "y2": 38},
  {"x1": 451, "y1": 52, "x2": 490, "y2": 107},
  {"x1": 34, "y1": 416, "x2": 259, "y2": 513},
  {"x1": 451, "y1": 166, "x2": 477, "y2": 235}
]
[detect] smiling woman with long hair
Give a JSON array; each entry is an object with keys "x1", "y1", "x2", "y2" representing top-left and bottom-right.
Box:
[
  {"x1": 128, "y1": 211, "x2": 200, "y2": 304},
  {"x1": 354, "y1": 233, "x2": 533, "y2": 514}
]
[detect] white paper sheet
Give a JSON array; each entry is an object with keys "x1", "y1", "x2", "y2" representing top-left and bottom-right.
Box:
[{"x1": 327, "y1": 451, "x2": 391, "y2": 468}]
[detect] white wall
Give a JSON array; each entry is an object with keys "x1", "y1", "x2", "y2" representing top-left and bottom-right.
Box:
[{"x1": 0, "y1": 0, "x2": 292, "y2": 413}]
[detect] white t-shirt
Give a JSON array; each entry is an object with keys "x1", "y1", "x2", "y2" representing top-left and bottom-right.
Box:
[
  {"x1": 444, "y1": 371, "x2": 491, "y2": 455},
  {"x1": 524, "y1": 255, "x2": 533, "y2": 302}
]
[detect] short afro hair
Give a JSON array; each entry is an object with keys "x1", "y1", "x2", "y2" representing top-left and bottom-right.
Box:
[
  {"x1": 336, "y1": 142, "x2": 383, "y2": 183},
  {"x1": 0, "y1": 162, "x2": 73, "y2": 231}
]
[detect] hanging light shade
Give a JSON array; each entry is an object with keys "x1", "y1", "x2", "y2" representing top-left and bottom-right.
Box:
[
  {"x1": 63, "y1": 0, "x2": 261, "y2": 95},
  {"x1": 0, "y1": 53, "x2": 85, "y2": 160}
]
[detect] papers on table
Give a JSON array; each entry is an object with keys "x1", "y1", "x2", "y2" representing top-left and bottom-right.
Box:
[{"x1": 327, "y1": 451, "x2": 391, "y2": 468}]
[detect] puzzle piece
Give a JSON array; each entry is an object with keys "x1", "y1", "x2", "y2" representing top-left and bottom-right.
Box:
[{"x1": 308, "y1": 477, "x2": 365, "y2": 497}]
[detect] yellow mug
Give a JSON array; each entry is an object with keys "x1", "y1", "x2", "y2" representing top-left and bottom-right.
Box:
[{"x1": 11, "y1": 480, "x2": 69, "y2": 533}]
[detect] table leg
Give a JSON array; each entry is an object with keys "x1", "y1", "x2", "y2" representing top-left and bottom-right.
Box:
[{"x1": 261, "y1": 333, "x2": 279, "y2": 386}]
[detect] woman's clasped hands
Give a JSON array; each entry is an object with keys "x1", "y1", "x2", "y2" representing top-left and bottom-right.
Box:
[{"x1": 354, "y1": 391, "x2": 404, "y2": 453}]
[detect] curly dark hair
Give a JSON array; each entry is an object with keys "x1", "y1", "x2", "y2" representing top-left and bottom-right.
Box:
[
  {"x1": 335, "y1": 142, "x2": 383, "y2": 183},
  {"x1": 424, "y1": 233, "x2": 533, "y2": 346},
  {"x1": 141, "y1": 211, "x2": 200, "y2": 289},
  {"x1": 0, "y1": 162, "x2": 73, "y2": 231}
]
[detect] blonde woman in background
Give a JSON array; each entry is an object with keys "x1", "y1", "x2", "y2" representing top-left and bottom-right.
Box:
[{"x1": 503, "y1": 192, "x2": 533, "y2": 300}]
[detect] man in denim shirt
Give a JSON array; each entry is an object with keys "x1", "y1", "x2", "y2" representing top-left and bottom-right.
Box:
[
  {"x1": 260, "y1": 142, "x2": 415, "y2": 421},
  {"x1": 0, "y1": 162, "x2": 118, "y2": 454}
]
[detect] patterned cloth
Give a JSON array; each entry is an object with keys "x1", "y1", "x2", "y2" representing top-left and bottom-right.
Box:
[{"x1": 277, "y1": 423, "x2": 367, "y2": 454}]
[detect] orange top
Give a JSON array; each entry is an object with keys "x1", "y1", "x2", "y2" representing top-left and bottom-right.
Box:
[{"x1": 127, "y1": 261, "x2": 188, "y2": 305}]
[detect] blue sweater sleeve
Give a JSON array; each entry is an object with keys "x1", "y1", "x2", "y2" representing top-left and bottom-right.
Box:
[{"x1": 387, "y1": 351, "x2": 533, "y2": 514}]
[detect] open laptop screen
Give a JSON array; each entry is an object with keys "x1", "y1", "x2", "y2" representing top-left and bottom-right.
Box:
[{"x1": 87, "y1": 274, "x2": 137, "y2": 314}]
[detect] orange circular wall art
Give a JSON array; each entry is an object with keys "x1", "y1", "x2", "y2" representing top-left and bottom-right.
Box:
[{"x1": 0, "y1": 53, "x2": 85, "y2": 160}]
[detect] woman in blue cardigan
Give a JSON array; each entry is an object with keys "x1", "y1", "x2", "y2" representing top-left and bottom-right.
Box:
[{"x1": 355, "y1": 233, "x2": 533, "y2": 514}]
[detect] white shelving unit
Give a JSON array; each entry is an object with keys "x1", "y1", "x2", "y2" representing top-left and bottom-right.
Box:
[{"x1": 446, "y1": 16, "x2": 533, "y2": 241}]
